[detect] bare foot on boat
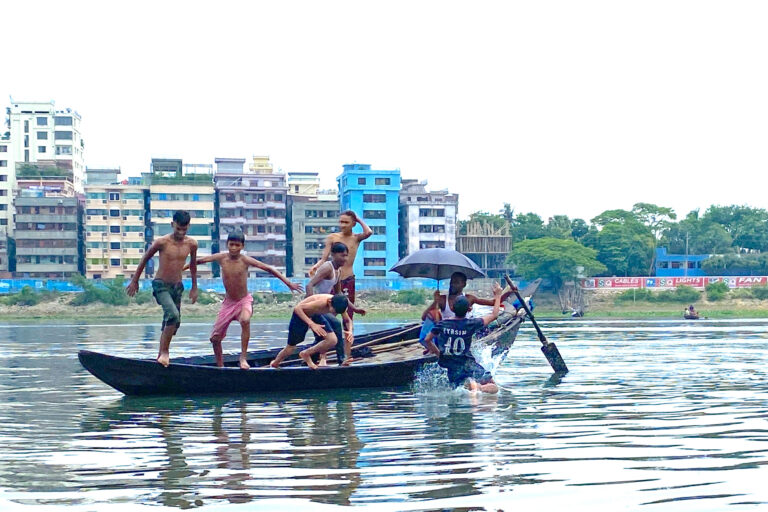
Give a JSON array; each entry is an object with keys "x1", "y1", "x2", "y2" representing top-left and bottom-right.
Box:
[
  {"x1": 341, "y1": 358, "x2": 353, "y2": 367},
  {"x1": 157, "y1": 352, "x2": 170, "y2": 367},
  {"x1": 239, "y1": 357, "x2": 250, "y2": 370},
  {"x1": 269, "y1": 359, "x2": 280, "y2": 369},
  {"x1": 318, "y1": 354, "x2": 327, "y2": 367},
  {"x1": 299, "y1": 350, "x2": 319, "y2": 370}
]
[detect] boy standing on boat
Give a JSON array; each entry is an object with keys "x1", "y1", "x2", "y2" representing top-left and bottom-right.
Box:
[
  {"x1": 126, "y1": 210, "x2": 198, "y2": 367},
  {"x1": 270, "y1": 293, "x2": 353, "y2": 370},
  {"x1": 308, "y1": 210, "x2": 372, "y2": 319},
  {"x1": 424, "y1": 282, "x2": 503, "y2": 394},
  {"x1": 188, "y1": 230, "x2": 303, "y2": 370}
]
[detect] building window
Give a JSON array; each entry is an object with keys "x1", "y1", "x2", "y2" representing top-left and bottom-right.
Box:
[
  {"x1": 372, "y1": 225, "x2": 386, "y2": 235},
  {"x1": 358, "y1": 177, "x2": 366, "y2": 185},
  {"x1": 364, "y1": 258, "x2": 387, "y2": 267},
  {"x1": 0, "y1": 160, "x2": 6, "y2": 167},
  {"x1": 0, "y1": 190, "x2": 6, "y2": 196},
  {"x1": 109, "y1": 209, "x2": 120, "y2": 217},
  {"x1": 305, "y1": 241, "x2": 323, "y2": 250},
  {"x1": 54, "y1": 116, "x2": 73, "y2": 126},
  {"x1": 419, "y1": 224, "x2": 446, "y2": 233},
  {"x1": 37, "y1": 131, "x2": 48, "y2": 140},
  {"x1": 110, "y1": 242, "x2": 121, "y2": 250},
  {"x1": 363, "y1": 210, "x2": 386, "y2": 219},
  {"x1": 364, "y1": 241, "x2": 386, "y2": 251},
  {"x1": 36, "y1": 117, "x2": 48, "y2": 126},
  {"x1": 419, "y1": 208, "x2": 445, "y2": 217},
  {"x1": 0, "y1": 204, "x2": 6, "y2": 210},
  {"x1": 274, "y1": 194, "x2": 283, "y2": 202},
  {"x1": 110, "y1": 258, "x2": 121, "y2": 267},
  {"x1": 375, "y1": 178, "x2": 390, "y2": 186},
  {"x1": 24, "y1": 120, "x2": 29, "y2": 133},
  {"x1": 304, "y1": 257, "x2": 319, "y2": 265},
  {"x1": 671, "y1": 262, "x2": 681, "y2": 269},
  {"x1": 0, "y1": 145, "x2": 6, "y2": 152},
  {"x1": 0, "y1": 175, "x2": 7, "y2": 182},
  {"x1": 55, "y1": 131, "x2": 73, "y2": 140},
  {"x1": 56, "y1": 145, "x2": 73, "y2": 155},
  {"x1": 109, "y1": 192, "x2": 120, "y2": 201},
  {"x1": 110, "y1": 225, "x2": 121, "y2": 233},
  {"x1": 38, "y1": 146, "x2": 46, "y2": 153},
  {"x1": 364, "y1": 269, "x2": 386, "y2": 277},
  {"x1": 363, "y1": 194, "x2": 386, "y2": 203},
  {"x1": 420, "y1": 241, "x2": 445, "y2": 249}
]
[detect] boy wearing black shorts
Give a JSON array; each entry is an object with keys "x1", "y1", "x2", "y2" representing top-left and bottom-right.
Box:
[{"x1": 270, "y1": 293, "x2": 353, "y2": 369}]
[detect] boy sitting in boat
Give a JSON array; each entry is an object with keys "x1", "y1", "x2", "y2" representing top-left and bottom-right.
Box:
[
  {"x1": 126, "y1": 210, "x2": 198, "y2": 367},
  {"x1": 270, "y1": 293, "x2": 353, "y2": 370},
  {"x1": 186, "y1": 230, "x2": 302, "y2": 369},
  {"x1": 424, "y1": 282, "x2": 503, "y2": 394}
]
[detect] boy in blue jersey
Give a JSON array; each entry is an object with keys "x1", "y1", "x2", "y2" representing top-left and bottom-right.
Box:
[{"x1": 424, "y1": 282, "x2": 503, "y2": 394}]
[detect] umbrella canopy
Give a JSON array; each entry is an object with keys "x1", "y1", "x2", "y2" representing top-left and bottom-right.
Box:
[{"x1": 389, "y1": 248, "x2": 485, "y2": 281}]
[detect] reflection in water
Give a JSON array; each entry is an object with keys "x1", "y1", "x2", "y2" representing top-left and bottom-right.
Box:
[{"x1": 0, "y1": 319, "x2": 768, "y2": 509}]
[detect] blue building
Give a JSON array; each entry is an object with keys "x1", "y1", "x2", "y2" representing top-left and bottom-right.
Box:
[
  {"x1": 655, "y1": 247, "x2": 710, "y2": 277},
  {"x1": 337, "y1": 164, "x2": 401, "y2": 277}
]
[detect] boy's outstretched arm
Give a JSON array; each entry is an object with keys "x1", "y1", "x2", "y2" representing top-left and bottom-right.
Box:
[
  {"x1": 126, "y1": 239, "x2": 162, "y2": 296},
  {"x1": 480, "y1": 282, "x2": 503, "y2": 326},
  {"x1": 244, "y1": 255, "x2": 303, "y2": 293},
  {"x1": 182, "y1": 252, "x2": 223, "y2": 270},
  {"x1": 189, "y1": 240, "x2": 199, "y2": 304}
]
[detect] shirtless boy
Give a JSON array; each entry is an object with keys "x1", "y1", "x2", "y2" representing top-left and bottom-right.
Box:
[
  {"x1": 270, "y1": 293, "x2": 353, "y2": 370},
  {"x1": 126, "y1": 210, "x2": 198, "y2": 367},
  {"x1": 189, "y1": 230, "x2": 303, "y2": 370},
  {"x1": 308, "y1": 210, "x2": 372, "y2": 319}
]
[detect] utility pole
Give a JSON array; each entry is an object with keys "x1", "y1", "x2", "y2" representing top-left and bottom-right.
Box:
[{"x1": 684, "y1": 231, "x2": 689, "y2": 277}]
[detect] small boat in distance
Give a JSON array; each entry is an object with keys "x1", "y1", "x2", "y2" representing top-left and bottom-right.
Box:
[{"x1": 684, "y1": 304, "x2": 700, "y2": 320}]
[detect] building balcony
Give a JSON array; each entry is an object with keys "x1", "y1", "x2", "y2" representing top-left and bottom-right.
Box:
[
  {"x1": 17, "y1": 263, "x2": 78, "y2": 273},
  {"x1": 17, "y1": 248, "x2": 77, "y2": 256},
  {"x1": 15, "y1": 214, "x2": 78, "y2": 224},
  {"x1": 220, "y1": 217, "x2": 247, "y2": 224},
  {"x1": 15, "y1": 231, "x2": 78, "y2": 240},
  {"x1": 219, "y1": 201, "x2": 247, "y2": 209}
]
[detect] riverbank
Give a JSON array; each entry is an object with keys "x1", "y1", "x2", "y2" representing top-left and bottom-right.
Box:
[{"x1": 2, "y1": 289, "x2": 767, "y2": 321}]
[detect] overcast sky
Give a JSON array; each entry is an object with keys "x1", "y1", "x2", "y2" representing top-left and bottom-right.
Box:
[{"x1": 3, "y1": 1, "x2": 767, "y2": 221}]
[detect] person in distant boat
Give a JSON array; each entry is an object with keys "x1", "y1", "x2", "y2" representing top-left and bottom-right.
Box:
[
  {"x1": 424, "y1": 282, "x2": 504, "y2": 393},
  {"x1": 126, "y1": 210, "x2": 198, "y2": 367},
  {"x1": 305, "y1": 242, "x2": 360, "y2": 366},
  {"x1": 185, "y1": 230, "x2": 302, "y2": 370},
  {"x1": 270, "y1": 293, "x2": 353, "y2": 370},
  {"x1": 685, "y1": 304, "x2": 699, "y2": 318},
  {"x1": 307, "y1": 210, "x2": 372, "y2": 320}
]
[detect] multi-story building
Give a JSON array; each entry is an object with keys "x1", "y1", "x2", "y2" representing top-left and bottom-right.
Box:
[
  {"x1": 84, "y1": 168, "x2": 150, "y2": 279},
  {"x1": 287, "y1": 190, "x2": 339, "y2": 277},
  {"x1": 13, "y1": 176, "x2": 82, "y2": 277},
  {"x1": 214, "y1": 156, "x2": 288, "y2": 275},
  {"x1": 337, "y1": 163, "x2": 401, "y2": 277},
  {"x1": 147, "y1": 158, "x2": 215, "y2": 278},
  {"x1": 0, "y1": 130, "x2": 14, "y2": 237},
  {"x1": 287, "y1": 171, "x2": 321, "y2": 197},
  {"x1": 4, "y1": 99, "x2": 85, "y2": 195},
  {"x1": 398, "y1": 179, "x2": 459, "y2": 257}
]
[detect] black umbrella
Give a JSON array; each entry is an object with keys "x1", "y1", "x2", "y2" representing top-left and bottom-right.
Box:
[{"x1": 390, "y1": 248, "x2": 485, "y2": 280}]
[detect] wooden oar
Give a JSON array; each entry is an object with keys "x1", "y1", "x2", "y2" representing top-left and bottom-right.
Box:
[{"x1": 505, "y1": 275, "x2": 569, "y2": 374}]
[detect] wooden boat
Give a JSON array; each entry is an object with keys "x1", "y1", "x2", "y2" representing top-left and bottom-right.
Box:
[
  {"x1": 684, "y1": 313, "x2": 700, "y2": 320},
  {"x1": 79, "y1": 305, "x2": 530, "y2": 396}
]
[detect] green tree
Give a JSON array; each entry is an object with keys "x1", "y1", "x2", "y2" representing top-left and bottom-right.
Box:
[
  {"x1": 511, "y1": 212, "x2": 546, "y2": 241},
  {"x1": 703, "y1": 205, "x2": 768, "y2": 252},
  {"x1": 662, "y1": 210, "x2": 733, "y2": 255},
  {"x1": 632, "y1": 203, "x2": 677, "y2": 275},
  {"x1": 545, "y1": 215, "x2": 572, "y2": 239},
  {"x1": 507, "y1": 237, "x2": 607, "y2": 292},
  {"x1": 593, "y1": 222, "x2": 654, "y2": 277}
]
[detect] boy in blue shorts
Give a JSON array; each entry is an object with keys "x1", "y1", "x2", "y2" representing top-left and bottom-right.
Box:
[{"x1": 424, "y1": 282, "x2": 503, "y2": 393}]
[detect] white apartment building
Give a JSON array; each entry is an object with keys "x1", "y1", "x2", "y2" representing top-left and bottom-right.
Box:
[
  {"x1": 4, "y1": 100, "x2": 85, "y2": 198},
  {"x1": 399, "y1": 179, "x2": 459, "y2": 256}
]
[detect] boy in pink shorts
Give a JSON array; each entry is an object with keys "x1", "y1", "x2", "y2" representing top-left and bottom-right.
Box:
[{"x1": 190, "y1": 231, "x2": 302, "y2": 369}]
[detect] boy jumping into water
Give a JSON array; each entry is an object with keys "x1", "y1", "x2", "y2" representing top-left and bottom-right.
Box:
[
  {"x1": 270, "y1": 293, "x2": 353, "y2": 370},
  {"x1": 126, "y1": 210, "x2": 198, "y2": 367},
  {"x1": 424, "y1": 282, "x2": 503, "y2": 394},
  {"x1": 188, "y1": 230, "x2": 303, "y2": 369}
]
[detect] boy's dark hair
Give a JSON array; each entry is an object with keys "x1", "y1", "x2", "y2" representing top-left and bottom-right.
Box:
[
  {"x1": 227, "y1": 230, "x2": 246, "y2": 244},
  {"x1": 340, "y1": 210, "x2": 355, "y2": 218},
  {"x1": 172, "y1": 210, "x2": 191, "y2": 226},
  {"x1": 330, "y1": 294, "x2": 349, "y2": 314},
  {"x1": 451, "y1": 272, "x2": 467, "y2": 283},
  {"x1": 452, "y1": 296, "x2": 470, "y2": 318},
  {"x1": 331, "y1": 242, "x2": 348, "y2": 254}
]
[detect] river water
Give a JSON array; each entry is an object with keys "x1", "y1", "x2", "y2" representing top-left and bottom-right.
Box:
[{"x1": 1, "y1": 318, "x2": 767, "y2": 511}]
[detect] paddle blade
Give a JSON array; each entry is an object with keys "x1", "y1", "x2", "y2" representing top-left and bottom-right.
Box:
[{"x1": 541, "y1": 342, "x2": 569, "y2": 374}]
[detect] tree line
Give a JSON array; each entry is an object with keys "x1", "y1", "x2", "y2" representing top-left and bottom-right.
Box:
[{"x1": 459, "y1": 203, "x2": 768, "y2": 291}]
